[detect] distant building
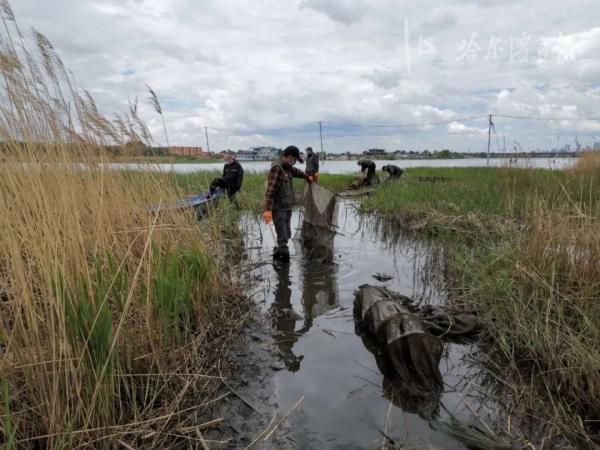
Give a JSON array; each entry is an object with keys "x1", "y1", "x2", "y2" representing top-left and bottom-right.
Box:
[
  {"x1": 168, "y1": 146, "x2": 208, "y2": 157},
  {"x1": 236, "y1": 150, "x2": 257, "y2": 161},
  {"x1": 392, "y1": 150, "x2": 408, "y2": 159},
  {"x1": 235, "y1": 146, "x2": 281, "y2": 161},
  {"x1": 363, "y1": 148, "x2": 386, "y2": 156},
  {"x1": 253, "y1": 146, "x2": 281, "y2": 160}
]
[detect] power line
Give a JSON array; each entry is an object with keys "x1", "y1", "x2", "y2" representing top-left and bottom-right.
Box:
[
  {"x1": 205, "y1": 122, "x2": 317, "y2": 134},
  {"x1": 322, "y1": 115, "x2": 487, "y2": 128},
  {"x1": 202, "y1": 114, "x2": 599, "y2": 134},
  {"x1": 494, "y1": 114, "x2": 600, "y2": 122}
]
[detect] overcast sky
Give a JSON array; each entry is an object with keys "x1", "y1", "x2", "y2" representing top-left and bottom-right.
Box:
[{"x1": 10, "y1": 0, "x2": 600, "y2": 152}]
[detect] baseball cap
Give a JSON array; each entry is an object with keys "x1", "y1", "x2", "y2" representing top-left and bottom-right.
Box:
[{"x1": 282, "y1": 145, "x2": 304, "y2": 163}]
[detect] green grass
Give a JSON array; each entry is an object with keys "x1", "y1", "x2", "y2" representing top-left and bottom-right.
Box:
[
  {"x1": 362, "y1": 166, "x2": 600, "y2": 236},
  {"x1": 173, "y1": 171, "x2": 355, "y2": 213}
]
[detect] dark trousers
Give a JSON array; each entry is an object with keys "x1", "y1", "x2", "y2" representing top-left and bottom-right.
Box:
[
  {"x1": 210, "y1": 178, "x2": 240, "y2": 201},
  {"x1": 273, "y1": 209, "x2": 292, "y2": 250}
]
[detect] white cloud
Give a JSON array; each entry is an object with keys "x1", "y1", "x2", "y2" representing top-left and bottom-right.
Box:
[
  {"x1": 6, "y1": 0, "x2": 600, "y2": 152},
  {"x1": 300, "y1": 0, "x2": 373, "y2": 25},
  {"x1": 448, "y1": 122, "x2": 488, "y2": 136}
]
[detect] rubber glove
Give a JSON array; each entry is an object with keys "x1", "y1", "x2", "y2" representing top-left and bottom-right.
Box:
[
  {"x1": 263, "y1": 210, "x2": 273, "y2": 224},
  {"x1": 314, "y1": 172, "x2": 320, "y2": 182}
]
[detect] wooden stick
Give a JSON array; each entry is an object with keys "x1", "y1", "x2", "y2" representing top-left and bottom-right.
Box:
[
  {"x1": 244, "y1": 413, "x2": 277, "y2": 449},
  {"x1": 262, "y1": 395, "x2": 305, "y2": 441}
]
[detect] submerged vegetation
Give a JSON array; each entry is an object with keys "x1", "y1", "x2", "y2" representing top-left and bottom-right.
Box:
[
  {"x1": 362, "y1": 158, "x2": 600, "y2": 447},
  {"x1": 0, "y1": 5, "x2": 246, "y2": 448}
]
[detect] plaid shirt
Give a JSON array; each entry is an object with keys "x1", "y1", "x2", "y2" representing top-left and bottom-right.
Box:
[{"x1": 264, "y1": 164, "x2": 309, "y2": 210}]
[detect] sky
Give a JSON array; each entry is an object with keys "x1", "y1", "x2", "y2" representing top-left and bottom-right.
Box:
[{"x1": 9, "y1": 0, "x2": 600, "y2": 152}]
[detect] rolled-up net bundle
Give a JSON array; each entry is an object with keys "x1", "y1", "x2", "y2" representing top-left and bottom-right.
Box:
[
  {"x1": 296, "y1": 183, "x2": 339, "y2": 262},
  {"x1": 354, "y1": 285, "x2": 444, "y2": 394}
]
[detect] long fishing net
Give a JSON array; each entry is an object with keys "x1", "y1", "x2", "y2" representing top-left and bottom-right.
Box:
[{"x1": 295, "y1": 183, "x2": 339, "y2": 263}]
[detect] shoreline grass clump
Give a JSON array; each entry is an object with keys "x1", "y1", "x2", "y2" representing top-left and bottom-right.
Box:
[
  {"x1": 361, "y1": 163, "x2": 600, "y2": 446},
  {"x1": 0, "y1": 4, "x2": 247, "y2": 448}
]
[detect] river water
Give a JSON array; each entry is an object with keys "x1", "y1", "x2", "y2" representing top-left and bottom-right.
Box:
[
  {"x1": 113, "y1": 157, "x2": 575, "y2": 174},
  {"x1": 238, "y1": 199, "x2": 507, "y2": 449}
]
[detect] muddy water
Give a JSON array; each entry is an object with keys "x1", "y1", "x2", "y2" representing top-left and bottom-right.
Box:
[{"x1": 240, "y1": 201, "x2": 503, "y2": 449}]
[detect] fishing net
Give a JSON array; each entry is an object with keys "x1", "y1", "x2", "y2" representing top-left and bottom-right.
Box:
[
  {"x1": 354, "y1": 285, "x2": 444, "y2": 393},
  {"x1": 295, "y1": 183, "x2": 339, "y2": 263}
]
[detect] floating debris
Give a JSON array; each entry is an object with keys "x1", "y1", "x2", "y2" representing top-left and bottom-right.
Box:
[{"x1": 372, "y1": 272, "x2": 393, "y2": 282}]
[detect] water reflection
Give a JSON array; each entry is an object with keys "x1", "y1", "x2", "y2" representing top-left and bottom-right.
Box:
[
  {"x1": 298, "y1": 256, "x2": 338, "y2": 331},
  {"x1": 270, "y1": 262, "x2": 304, "y2": 372},
  {"x1": 270, "y1": 251, "x2": 339, "y2": 371},
  {"x1": 355, "y1": 320, "x2": 442, "y2": 421}
]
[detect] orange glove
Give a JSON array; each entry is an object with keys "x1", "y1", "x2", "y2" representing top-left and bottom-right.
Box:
[
  {"x1": 313, "y1": 172, "x2": 320, "y2": 182},
  {"x1": 263, "y1": 210, "x2": 273, "y2": 224}
]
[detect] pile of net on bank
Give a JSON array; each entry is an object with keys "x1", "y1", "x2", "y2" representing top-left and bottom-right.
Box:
[{"x1": 295, "y1": 183, "x2": 339, "y2": 263}]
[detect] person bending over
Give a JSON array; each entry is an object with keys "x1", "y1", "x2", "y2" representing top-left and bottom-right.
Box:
[
  {"x1": 358, "y1": 159, "x2": 378, "y2": 186},
  {"x1": 382, "y1": 164, "x2": 403, "y2": 179}
]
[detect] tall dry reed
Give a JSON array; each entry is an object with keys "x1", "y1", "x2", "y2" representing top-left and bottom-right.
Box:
[
  {"x1": 452, "y1": 170, "x2": 600, "y2": 446},
  {"x1": 0, "y1": 3, "x2": 243, "y2": 448}
]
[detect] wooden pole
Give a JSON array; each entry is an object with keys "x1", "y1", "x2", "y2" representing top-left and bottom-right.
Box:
[
  {"x1": 487, "y1": 114, "x2": 492, "y2": 166},
  {"x1": 204, "y1": 126, "x2": 211, "y2": 154},
  {"x1": 319, "y1": 121, "x2": 324, "y2": 161}
]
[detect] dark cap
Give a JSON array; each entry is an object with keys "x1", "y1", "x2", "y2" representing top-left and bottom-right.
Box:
[
  {"x1": 305, "y1": 146, "x2": 313, "y2": 153},
  {"x1": 282, "y1": 145, "x2": 304, "y2": 164}
]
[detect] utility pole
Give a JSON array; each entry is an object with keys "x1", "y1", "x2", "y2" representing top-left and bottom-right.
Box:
[
  {"x1": 204, "y1": 126, "x2": 210, "y2": 154},
  {"x1": 318, "y1": 121, "x2": 324, "y2": 161},
  {"x1": 486, "y1": 114, "x2": 492, "y2": 166},
  {"x1": 503, "y1": 135, "x2": 506, "y2": 153}
]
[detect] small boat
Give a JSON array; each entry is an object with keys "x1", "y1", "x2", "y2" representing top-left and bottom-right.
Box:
[{"x1": 149, "y1": 188, "x2": 225, "y2": 220}]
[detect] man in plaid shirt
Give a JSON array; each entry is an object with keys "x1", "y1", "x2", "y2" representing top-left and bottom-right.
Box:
[{"x1": 264, "y1": 145, "x2": 313, "y2": 262}]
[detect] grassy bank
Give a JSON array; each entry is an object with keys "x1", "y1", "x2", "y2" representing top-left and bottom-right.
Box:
[
  {"x1": 173, "y1": 171, "x2": 355, "y2": 213},
  {"x1": 364, "y1": 165, "x2": 600, "y2": 237},
  {"x1": 361, "y1": 161, "x2": 600, "y2": 447},
  {"x1": 0, "y1": 9, "x2": 247, "y2": 448}
]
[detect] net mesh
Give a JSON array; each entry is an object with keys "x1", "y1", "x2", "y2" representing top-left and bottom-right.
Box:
[{"x1": 295, "y1": 183, "x2": 339, "y2": 262}]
